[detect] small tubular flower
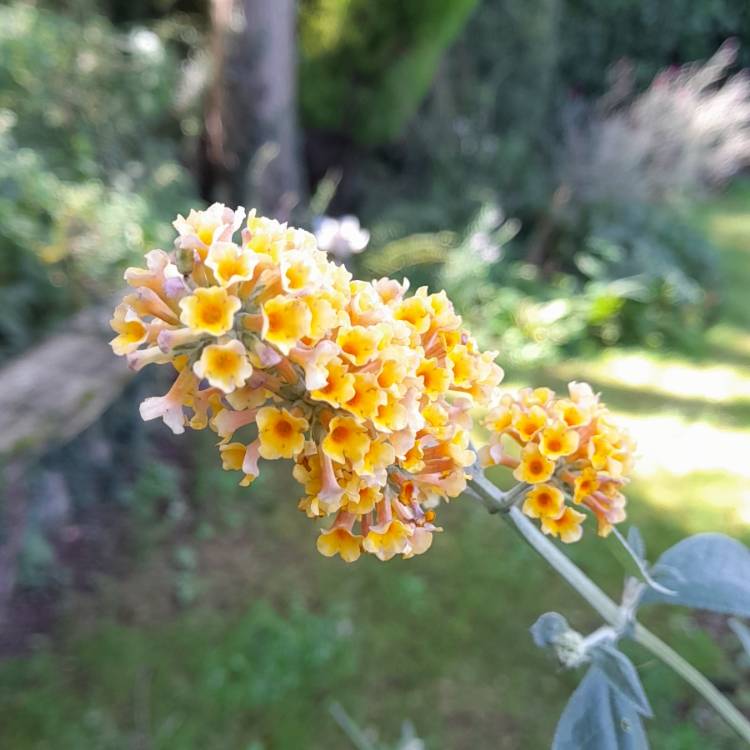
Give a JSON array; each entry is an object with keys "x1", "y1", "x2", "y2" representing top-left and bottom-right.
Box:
[
  {"x1": 110, "y1": 304, "x2": 148, "y2": 355},
  {"x1": 322, "y1": 416, "x2": 371, "y2": 465},
  {"x1": 261, "y1": 295, "x2": 313, "y2": 354},
  {"x1": 522, "y1": 484, "x2": 565, "y2": 520},
  {"x1": 179, "y1": 287, "x2": 240, "y2": 336},
  {"x1": 514, "y1": 444, "x2": 555, "y2": 484},
  {"x1": 317, "y1": 524, "x2": 363, "y2": 563},
  {"x1": 256, "y1": 406, "x2": 308, "y2": 459},
  {"x1": 206, "y1": 241, "x2": 259, "y2": 286},
  {"x1": 193, "y1": 339, "x2": 252, "y2": 393},
  {"x1": 541, "y1": 507, "x2": 587, "y2": 544}
]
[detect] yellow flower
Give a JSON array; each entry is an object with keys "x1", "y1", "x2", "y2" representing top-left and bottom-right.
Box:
[
  {"x1": 261, "y1": 295, "x2": 312, "y2": 354},
  {"x1": 321, "y1": 416, "x2": 371, "y2": 465},
  {"x1": 447, "y1": 344, "x2": 475, "y2": 388},
  {"x1": 417, "y1": 358, "x2": 452, "y2": 400},
  {"x1": 109, "y1": 304, "x2": 148, "y2": 355},
  {"x1": 553, "y1": 398, "x2": 591, "y2": 428},
  {"x1": 290, "y1": 339, "x2": 339, "y2": 390},
  {"x1": 377, "y1": 356, "x2": 408, "y2": 392},
  {"x1": 514, "y1": 443, "x2": 555, "y2": 484},
  {"x1": 193, "y1": 339, "x2": 252, "y2": 393},
  {"x1": 355, "y1": 439, "x2": 395, "y2": 478},
  {"x1": 316, "y1": 525, "x2": 363, "y2": 563},
  {"x1": 372, "y1": 393, "x2": 409, "y2": 433},
  {"x1": 304, "y1": 295, "x2": 343, "y2": 343},
  {"x1": 519, "y1": 386, "x2": 554, "y2": 408},
  {"x1": 345, "y1": 485, "x2": 381, "y2": 515},
  {"x1": 588, "y1": 433, "x2": 615, "y2": 472},
  {"x1": 512, "y1": 405, "x2": 548, "y2": 442},
  {"x1": 310, "y1": 357, "x2": 356, "y2": 408},
  {"x1": 245, "y1": 230, "x2": 278, "y2": 260},
  {"x1": 401, "y1": 442, "x2": 425, "y2": 473},
  {"x1": 539, "y1": 421, "x2": 580, "y2": 460},
  {"x1": 293, "y1": 454, "x2": 323, "y2": 496},
  {"x1": 179, "y1": 287, "x2": 241, "y2": 336},
  {"x1": 219, "y1": 441, "x2": 259, "y2": 486},
  {"x1": 573, "y1": 467, "x2": 599, "y2": 504},
  {"x1": 173, "y1": 203, "x2": 243, "y2": 259},
  {"x1": 139, "y1": 368, "x2": 197, "y2": 435},
  {"x1": 256, "y1": 406, "x2": 308, "y2": 459},
  {"x1": 363, "y1": 519, "x2": 412, "y2": 561},
  {"x1": 485, "y1": 399, "x2": 513, "y2": 433},
  {"x1": 343, "y1": 372, "x2": 386, "y2": 421},
  {"x1": 336, "y1": 325, "x2": 382, "y2": 367},
  {"x1": 541, "y1": 506, "x2": 586, "y2": 543},
  {"x1": 206, "y1": 241, "x2": 259, "y2": 286},
  {"x1": 393, "y1": 295, "x2": 432, "y2": 334},
  {"x1": 280, "y1": 251, "x2": 321, "y2": 296},
  {"x1": 522, "y1": 484, "x2": 565, "y2": 520}
]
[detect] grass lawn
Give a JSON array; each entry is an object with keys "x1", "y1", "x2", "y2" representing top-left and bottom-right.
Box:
[{"x1": 1, "y1": 185, "x2": 750, "y2": 749}]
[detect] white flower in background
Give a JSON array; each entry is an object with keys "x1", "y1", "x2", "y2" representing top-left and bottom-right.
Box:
[
  {"x1": 127, "y1": 29, "x2": 164, "y2": 61},
  {"x1": 470, "y1": 230, "x2": 501, "y2": 263},
  {"x1": 314, "y1": 215, "x2": 370, "y2": 260}
]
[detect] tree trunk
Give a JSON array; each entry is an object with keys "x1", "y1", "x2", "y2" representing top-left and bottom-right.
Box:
[{"x1": 201, "y1": 0, "x2": 304, "y2": 220}]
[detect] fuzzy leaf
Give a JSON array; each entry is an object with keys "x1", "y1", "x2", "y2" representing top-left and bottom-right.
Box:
[
  {"x1": 626, "y1": 526, "x2": 646, "y2": 562},
  {"x1": 729, "y1": 618, "x2": 750, "y2": 657},
  {"x1": 552, "y1": 666, "x2": 649, "y2": 750},
  {"x1": 608, "y1": 527, "x2": 674, "y2": 596},
  {"x1": 593, "y1": 644, "x2": 653, "y2": 718},
  {"x1": 530, "y1": 612, "x2": 570, "y2": 648},
  {"x1": 641, "y1": 533, "x2": 750, "y2": 616}
]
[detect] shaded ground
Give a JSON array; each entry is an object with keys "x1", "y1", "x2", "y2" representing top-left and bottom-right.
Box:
[{"x1": 1, "y1": 185, "x2": 750, "y2": 749}]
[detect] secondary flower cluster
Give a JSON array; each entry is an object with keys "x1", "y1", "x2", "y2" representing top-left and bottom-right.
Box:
[
  {"x1": 111, "y1": 203, "x2": 503, "y2": 562},
  {"x1": 480, "y1": 383, "x2": 635, "y2": 542}
]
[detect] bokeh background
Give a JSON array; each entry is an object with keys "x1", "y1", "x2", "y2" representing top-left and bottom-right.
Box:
[{"x1": 2, "y1": 0, "x2": 750, "y2": 747}]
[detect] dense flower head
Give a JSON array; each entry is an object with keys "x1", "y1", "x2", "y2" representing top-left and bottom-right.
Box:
[
  {"x1": 480, "y1": 382, "x2": 636, "y2": 542},
  {"x1": 111, "y1": 204, "x2": 504, "y2": 561}
]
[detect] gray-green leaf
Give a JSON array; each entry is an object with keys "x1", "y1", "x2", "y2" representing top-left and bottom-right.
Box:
[
  {"x1": 608, "y1": 527, "x2": 674, "y2": 596},
  {"x1": 626, "y1": 526, "x2": 646, "y2": 562},
  {"x1": 530, "y1": 612, "x2": 570, "y2": 648},
  {"x1": 729, "y1": 618, "x2": 750, "y2": 657},
  {"x1": 641, "y1": 533, "x2": 750, "y2": 616},
  {"x1": 593, "y1": 644, "x2": 653, "y2": 718},
  {"x1": 552, "y1": 667, "x2": 649, "y2": 750}
]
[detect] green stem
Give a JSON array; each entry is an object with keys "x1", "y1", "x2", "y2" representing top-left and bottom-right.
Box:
[{"x1": 467, "y1": 478, "x2": 750, "y2": 745}]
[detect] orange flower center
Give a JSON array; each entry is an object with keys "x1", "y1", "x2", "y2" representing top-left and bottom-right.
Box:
[
  {"x1": 275, "y1": 420, "x2": 293, "y2": 437},
  {"x1": 332, "y1": 425, "x2": 350, "y2": 442},
  {"x1": 266, "y1": 311, "x2": 283, "y2": 332},
  {"x1": 200, "y1": 303, "x2": 223, "y2": 325},
  {"x1": 530, "y1": 459, "x2": 545, "y2": 475}
]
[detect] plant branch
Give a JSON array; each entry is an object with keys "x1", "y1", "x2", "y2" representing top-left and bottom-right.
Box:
[{"x1": 466, "y1": 476, "x2": 750, "y2": 745}]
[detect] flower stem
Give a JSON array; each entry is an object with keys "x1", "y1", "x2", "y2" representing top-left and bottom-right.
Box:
[{"x1": 467, "y1": 478, "x2": 750, "y2": 745}]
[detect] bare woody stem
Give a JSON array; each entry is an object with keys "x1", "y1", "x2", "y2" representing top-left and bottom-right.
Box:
[{"x1": 466, "y1": 475, "x2": 750, "y2": 745}]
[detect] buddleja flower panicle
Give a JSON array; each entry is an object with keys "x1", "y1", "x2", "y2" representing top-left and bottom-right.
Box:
[
  {"x1": 111, "y1": 204, "x2": 504, "y2": 561},
  {"x1": 480, "y1": 383, "x2": 636, "y2": 542}
]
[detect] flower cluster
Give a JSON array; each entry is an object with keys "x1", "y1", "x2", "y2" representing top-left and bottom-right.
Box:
[
  {"x1": 480, "y1": 383, "x2": 635, "y2": 542},
  {"x1": 111, "y1": 204, "x2": 504, "y2": 561}
]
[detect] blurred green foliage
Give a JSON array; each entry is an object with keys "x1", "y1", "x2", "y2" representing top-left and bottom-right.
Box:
[
  {"x1": 346, "y1": 0, "x2": 740, "y2": 362},
  {"x1": 0, "y1": 3, "x2": 196, "y2": 356},
  {"x1": 559, "y1": 0, "x2": 750, "y2": 93},
  {"x1": 0, "y1": 602, "x2": 354, "y2": 749},
  {"x1": 299, "y1": 0, "x2": 480, "y2": 143}
]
